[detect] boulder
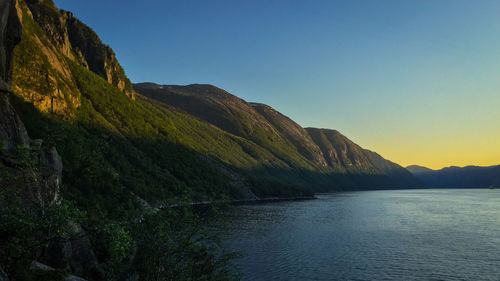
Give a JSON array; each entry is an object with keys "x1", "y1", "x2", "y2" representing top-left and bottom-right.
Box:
[{"x1": 0, "y1": 266, "x2": 8, "y2": 281}]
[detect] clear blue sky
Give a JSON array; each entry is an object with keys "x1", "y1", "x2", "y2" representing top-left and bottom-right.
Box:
[{"x1": 54, "y1": 0, "x2": 500, "y2": 169}]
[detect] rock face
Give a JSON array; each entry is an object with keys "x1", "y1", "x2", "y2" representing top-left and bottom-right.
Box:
[
  {"x1": 1, "y1": 0, "x2": 63, "y2": 207},
  {"x1": 0, "y1": 0, "x2": 21, "y2": 91},
  {"x1": 10, "y1": 0, "x2": 135, "y2": 116},
  {"x1": 0, "y1": 0, "x2": 24, "y2": 149},
  {"x1": 0, "y1": 0, "x2": 29, "y2": 153},
  {"x1": 1, "y1": 4, "x2": 98, "y2": 278},
  {"x1": 24, "y1": 0, "x2": 135, "y2": 98},
  {"x1": 40, "y1": 222, "x2": 102, "y2": 280},
  {"x1": 0, "y1": 266, "x2": 8, "y2": 281}
]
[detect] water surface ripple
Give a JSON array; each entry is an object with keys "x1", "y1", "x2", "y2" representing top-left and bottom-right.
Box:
[{"x1": 222, "y1": 189, "x2": 500, "y2": 281}]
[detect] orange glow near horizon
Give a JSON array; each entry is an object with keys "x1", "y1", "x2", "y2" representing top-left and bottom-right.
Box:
[{"x1": 358, "y1": 130, "x2": 500, "y2": 170}]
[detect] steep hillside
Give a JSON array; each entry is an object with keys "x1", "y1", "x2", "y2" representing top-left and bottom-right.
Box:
[
  {"x1": 305, "y1": 128, "x2": 378, "y2": 173},
  {"x1": 364, "y1": 150, "x2": 425, "y2": 188},
  {"x1": 135, "y1": 83, "x2": 424, "y2": 190},
  {"x1": 133, "y1": 83, "x2": 319, "y2": 171},
  {"x1": 11, "y1": 0, "x2": 134, "y2": 118},
  {"x1": 25, "y1": 0, "x2": 135, "y2": 98},
  {"x1": 407, "y1": 164, "x2": 500, "y2": 188},
  {"x1": 251, "y1": 102, "x2": 327, "y2": 166}
]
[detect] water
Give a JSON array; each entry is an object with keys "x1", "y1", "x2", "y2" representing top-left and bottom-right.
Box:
[{"x1": 222, "y1": 189, "x2": 500, "y2": 281}]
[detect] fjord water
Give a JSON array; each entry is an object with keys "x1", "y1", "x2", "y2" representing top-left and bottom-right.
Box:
[{"x1": 223, "y1": 189, "x2": 500, "y2": 281}]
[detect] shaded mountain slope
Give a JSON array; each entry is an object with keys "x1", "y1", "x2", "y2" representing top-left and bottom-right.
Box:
[
  {"x1": 305, "y1": 128, "x2": 379, "y2": 173},
  {"x1": 250, "y1": 102, "x2": 327, "y2": 166},
  {"x1": 364, "y1": 150, "x2": 425, "y2": 188},
  {"x1": 135, "y1": 83, "x2": 424, "y2": 190},
  {"x1": 133, "y1": 83, "x2": 320, "y2": 171},
  {"x1": 305, "y1": 128, "x2": 425, "y2": 188},
  {"x1": 407, "y1": 164, "x2": 500, "y2": 188}
]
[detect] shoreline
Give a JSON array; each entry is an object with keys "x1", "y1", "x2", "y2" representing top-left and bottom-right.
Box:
[{"x1": 162, "y1": 195, "x2": 317, "y2": 209}]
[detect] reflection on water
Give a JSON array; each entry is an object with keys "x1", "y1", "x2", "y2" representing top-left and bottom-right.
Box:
[{"x1": 222, "y1": 189, "x2": 500, "y2": 281}]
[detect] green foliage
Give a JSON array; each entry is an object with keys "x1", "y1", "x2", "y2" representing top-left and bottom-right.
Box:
[
  {"x1": 0, "y1": 190, "x2": 82, "y2": 280},
  {"x1": 131, "y1": 209, "x2": 239, "y2": 281},
  {"x1": 0, "y1": 140, "x2": 7, "y2": 150},
  {"x1": 92, "y1": 223, "x2": 132, "y2": 268}
]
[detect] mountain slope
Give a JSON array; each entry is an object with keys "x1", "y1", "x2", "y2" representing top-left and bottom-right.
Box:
[
  {"x1": 250, "y1": 102, "x2": 327, "y2": 166},
  {"x1": 133, "y1": 83, "x2": 321, "y2": 171},
  {"x1": 305, "y1": 128, "x2": 425, "y2": 188},
  {"x1": 407, "y1": 164, "x2": 500, "y2": 188},
  {"x1": 364, "y1": 150, "x2": 425, "y2": 188},
  {"x1": 305, "y1": 128, "x2": 379, "y2": 173},
  {"x1": 135, "y1": 83, "x2": 424, "y2": 190},
  {"x1": 12, "y1": 0, "x2": 135, "y2": 118}
]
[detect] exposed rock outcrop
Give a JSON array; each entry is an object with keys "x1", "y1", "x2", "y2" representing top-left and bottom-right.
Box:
[
  {"x1": 24, "y1": 0, "x2": 135, "y2": 99},
  {"x1": 40, "y1": 222, "x2": 103, "y2": 280},
  {"x1": 30, "y1": 261, "x2": 88, "y2": 281},
  {"x1": 0, "y1": 0, "x2": 21, "y2": 91},
  {"x1": 12, "y1": 0, "x2": 81, "y2": 115},
  {"x1": 0, "y1": 0, "x2": 29, "y2": 154}
]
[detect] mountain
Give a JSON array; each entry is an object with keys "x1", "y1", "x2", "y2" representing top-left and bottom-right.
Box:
[
  {"x1": 406, "y1": 165, "x2": 434, "y2": 174},
  {"x1": 133, "y1": 83, "x2": 324, "y2": 170},
  {"x1": 134, "y1": 83, "x2": 425, "y2": 190},
  {"x1": 407, "y1": 164, "x2": 500, "y2": 188},
  {"x1": 363, "y1": 150, "x2": 425, "y2": 188}
]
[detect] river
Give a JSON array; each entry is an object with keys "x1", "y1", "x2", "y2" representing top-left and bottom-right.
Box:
[{"x1": 222, "y1": 189, "x2": 500, "y2": 281}]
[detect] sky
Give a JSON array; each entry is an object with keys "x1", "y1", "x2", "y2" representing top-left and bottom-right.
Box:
[{"x1": 53, "y1": 0, "x2": 500, "y2": 170}]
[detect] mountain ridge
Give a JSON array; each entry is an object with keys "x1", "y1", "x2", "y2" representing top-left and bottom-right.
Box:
[
  {"x1": 134, "y1": 82, "x2": 426, "y2": 190},
  {"x1": 406, "y1": 164, "x2": 500, "y2": 188}
]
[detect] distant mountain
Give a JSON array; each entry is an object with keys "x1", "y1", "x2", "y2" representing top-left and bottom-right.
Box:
[
  {"x1": 406, "y1": 165, "x2": 434, "y2": 174},
  {"x1": 406, "y1": 164, "x2": 500, "y2": 188}
]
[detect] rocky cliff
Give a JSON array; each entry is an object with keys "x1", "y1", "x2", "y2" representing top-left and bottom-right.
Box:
[
  {"x1": 0, "y1": 0, "x2": 62, "y2": 205},
  {"x1": 11, "y1": 0, "x2": 134, "y2": 116}
]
